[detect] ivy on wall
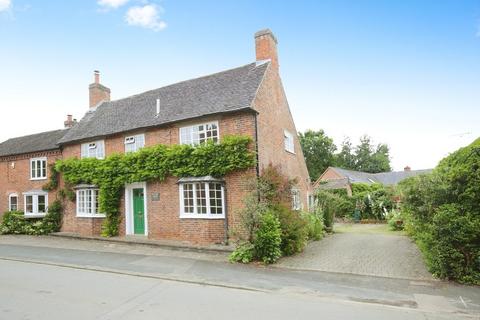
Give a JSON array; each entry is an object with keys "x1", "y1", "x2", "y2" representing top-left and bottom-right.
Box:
[{"x1": 45, "y1": 135, "x2": 255, "y2": 236}]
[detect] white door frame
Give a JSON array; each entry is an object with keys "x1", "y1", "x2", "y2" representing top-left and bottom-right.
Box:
[{"x1": 125, "y1": 182, "x2": 148, "y2": 236}]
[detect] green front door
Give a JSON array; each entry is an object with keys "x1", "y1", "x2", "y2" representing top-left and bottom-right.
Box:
[{"x1": 133, "y1": 188, "x2": 145, "y2": 235}]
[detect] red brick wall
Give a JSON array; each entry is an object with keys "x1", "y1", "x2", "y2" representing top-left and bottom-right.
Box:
[
  {"x1": 252, "y1": 64, "x2": 312, "y2": 209},
  {"x1": 60, "y1": 112, "x2": 256, "y2": 244},
  {"x1": 318, "y1": 167, "x2": 343, "y2": 181},
  {"x1": 0, "y1": 150, "x2": 62, "y2": 217}
]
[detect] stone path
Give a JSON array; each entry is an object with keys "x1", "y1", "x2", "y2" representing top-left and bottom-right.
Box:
[{"x1": 277, "y1": 223, "x2": 432, "y2": 280}]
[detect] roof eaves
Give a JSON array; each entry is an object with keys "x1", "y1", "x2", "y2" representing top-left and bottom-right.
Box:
[{"x1": 58, "y1": 106, "x2": 257, "y2": 146}]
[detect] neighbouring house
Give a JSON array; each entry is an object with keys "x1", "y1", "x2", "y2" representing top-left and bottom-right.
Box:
[
  {"x1": 313, "y1": 166, "x2": 432, "y2": 196},
  {"x1": 0, "y1": 29, "x2": 311, "y2": 244}
]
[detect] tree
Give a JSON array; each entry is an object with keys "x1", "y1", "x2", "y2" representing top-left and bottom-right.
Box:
[
  {"x1": 335, "y1": 138, "x2": 356, "y2": 170},
  {"x1": 299, "y1": 130, "x2": 336, "y2": 181},
  {"x1": 354, "y1": 135, "x2": 391, "y2": 173},
  {"x1": 299, "y1": 131, "x2": 392, "y2": 180}
]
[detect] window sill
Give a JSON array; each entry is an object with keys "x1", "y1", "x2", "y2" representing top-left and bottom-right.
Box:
[
  {"x1": 285, "y1": 150, "x2": 296, "y2": 155},
  {"x1": 180, "y1": 214, "x2": 225, "y2": 220},
  {"x1": 30, "y1": 178, "x2": 47, "y2": 181},
  {"x1": 24, "y1": 214, "x2": 46, "y2": 218},
  {"x1": 76, "y1": 214, "x2": 106, "y2": 219}
]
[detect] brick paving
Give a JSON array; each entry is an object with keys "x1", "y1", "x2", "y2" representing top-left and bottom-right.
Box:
[{"x1": 277, "y1": 224, "x2": 432, "y2": 280}]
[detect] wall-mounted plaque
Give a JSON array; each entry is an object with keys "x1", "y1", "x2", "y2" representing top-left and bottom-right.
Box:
[{"x1": 151, "y1": 193, "x2": 160, "y2": 201}]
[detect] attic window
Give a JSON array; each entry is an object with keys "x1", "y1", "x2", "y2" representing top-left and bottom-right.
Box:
[
  {"x1": 180, "y1": 122, "x2": 219, "y2": 146},
  {"x1": 124, "y1": 134, "x2": 145, "y2": 153},
  {"x1": 81, "y1": 140, "x2": 105, "y2": 159}
]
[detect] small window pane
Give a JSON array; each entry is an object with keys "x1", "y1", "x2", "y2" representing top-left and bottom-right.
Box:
[
  {"x1": 41, "y1": 160, "x2": 47, "y2": 178},
  {"x1": 36, "y1": 160, "x2": 41, "y2": 177},
  {"x1": 94, "y1": 190, "x2": 99, "y2": 214},
  {"x1": 195, "y1": 183, "x2": 207, "y2": 214},
  {"x1": 31, "y1": 160, "x2": 36, "y2": 178},
  {"x1": 26, "y1": 196, "x2": 33, "y2": 213},
  {"x1": 183, "y1": 184, "x2": 194, "y2": 213},
  {"x1": 38, "y1": 195, "x2": 46, "y2": 213},
  {"x1": 209, "y1": 183, "x2": 223, "y2": 214},
  {"x1": 9, "y1": 196, "x2": 18, "y2": 211}
]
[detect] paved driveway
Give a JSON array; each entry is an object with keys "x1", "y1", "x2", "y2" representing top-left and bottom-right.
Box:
[{"x1": 277, "y1": 224, "x2": 432, "y2": 280}]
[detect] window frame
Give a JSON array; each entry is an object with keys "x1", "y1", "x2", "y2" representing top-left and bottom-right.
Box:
[
  {"x1": 76, "y1": 188, "x2": 105, "y2": 218},
  {"x1": 81, "y1": 140, "x2": 105, "y2": 159},
  {"x1": 291, "y1": 188, "x2": 301, "y2": 211},
  {"x1": 179, "y1": 182, "x2": 225, "y2": 219},
  {"x1": 8, "y1": 194, "x2": 18, "y2": 212},
  {"x1": 124, "y1": 134, "x2": 145, "y2": 153},
  {"x1": 284, "y1": 130, "x2": 295, "y2": 154},
  {"x1": 179, "y1": 121, "x2": 220, "y2": 146},
  {"x1": 23, "y1": 192, "x2": 48, "y2": 217},
  {"x1": 30, "y1": 157, "x2": 47, "y2": 180}
]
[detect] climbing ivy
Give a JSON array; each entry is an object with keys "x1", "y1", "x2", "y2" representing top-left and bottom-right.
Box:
[{"x1": 48, "y1": 135, "x2": 255, "y2": 237}]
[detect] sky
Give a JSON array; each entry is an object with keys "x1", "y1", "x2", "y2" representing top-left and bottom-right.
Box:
[{"x1": 0, "y1": 0, "x2": 479, "y2": 171}]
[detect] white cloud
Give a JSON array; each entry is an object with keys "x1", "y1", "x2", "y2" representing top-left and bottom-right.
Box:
[
  {"x1": 125, "y1": 4, "x2": 166, "y2": 32},
  {"x1": 98, "y1": 0, "x2": 129, "y2": 9},
  {"x1": 0, "y1": 0, "x2": 11, "y2": 12}
]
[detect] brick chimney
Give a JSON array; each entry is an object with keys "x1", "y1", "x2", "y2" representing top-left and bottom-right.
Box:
[
  {"x1": 89, "y1": 70, "x2": 110, "y2": 108},
  {"x1": 64, "y1": 114, "x2": 76, "y2": 128},
  {"x1": 404, "y1": 166, "x2": 411, "y2": 171},
  {"x1": 255, "y1": 29, "x2": 279, "y2": 72}
]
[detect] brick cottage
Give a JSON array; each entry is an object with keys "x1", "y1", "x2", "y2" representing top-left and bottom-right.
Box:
[{"x1": 0, "y1": 29, "x2": 311, "y2": 244}]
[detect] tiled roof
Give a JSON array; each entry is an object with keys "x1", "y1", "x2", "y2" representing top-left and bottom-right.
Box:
[
  {"x1": 59, "y1": 62, "x2": 270, "y2": 144},
  {"x1": 328, "y1": 167, "x2": 432, "y2": 186},
  {"x1": 0, "y1": 129, "x2": 67, "y2": 157}
]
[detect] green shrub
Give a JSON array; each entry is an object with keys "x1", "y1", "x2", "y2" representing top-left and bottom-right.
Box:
[
  {"x1": 387, "y1": 209, "x2": 404, "y2": 231},
  {"x1": 351, "y1": 182, "x2": 383, "y2": 195},
  {"x1": 315, "y1": 190, "x2": 347, "y2": 231},
  {"x1": 422, "y1": 205, "x2": 479, "y2": 283},
  {"x1": 253, "y1": 210, "x2": 282, "y2": 264},
  {"x1": 303, "y1": 211, "x2": 324, "y2": 240},
  {"x1": 399, "y1": 138, "x2": 480, "y2": 284},
  {"x1": 274, "y1": 205, "x2": 308, "y2": 256},
  {"x1": 229, "y1": 242, "x2": 255, "y2": 264},
  {"x1": 0, "y1": 200, "x2": 63, "y2": 235},
  {"x1": 231, "y1": 165, "x2": 317, "y2": 264},
  {"x1": 0, "y1": 211, "x2": 28, "y2": 234}
]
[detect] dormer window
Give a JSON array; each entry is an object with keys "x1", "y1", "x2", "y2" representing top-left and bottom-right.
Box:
[
  {"x1": 180, "y1": 121, "x2": 219, "y2": 146},
  {"x1": 124, "y1": 134, "x2": 145, "y2": 153},
  {"x1": 81, "y1": 140, "x2": 105, "y2": 159}
]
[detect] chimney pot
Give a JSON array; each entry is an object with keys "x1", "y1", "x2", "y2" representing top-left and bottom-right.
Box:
[
  {"x1": 64, "y1": 114, "x2": 76, "y2": 128},
  {"x1": 255, "y1": 28, "x2": 279, "y2": 71},
  {"x1": 89, "y1": 70, "x2": 111, "y2": 108},
  {"x1": 94, "y1": 70, "x2": 100, "y2": 84}
]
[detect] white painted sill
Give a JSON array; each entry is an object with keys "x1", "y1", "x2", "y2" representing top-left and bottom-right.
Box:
[
  {"x1": 179, "y1": 214, "x2": 225, "y2": 220},
  {"x1": 24, "y1": 214, "x2": 46, "y2": 219},
  {"x1": 76, "y1": 213, "x2": 106, "y2": 218},
  {"x1": 30, "y1": 177, "x2": 47, "y2": 181}
]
